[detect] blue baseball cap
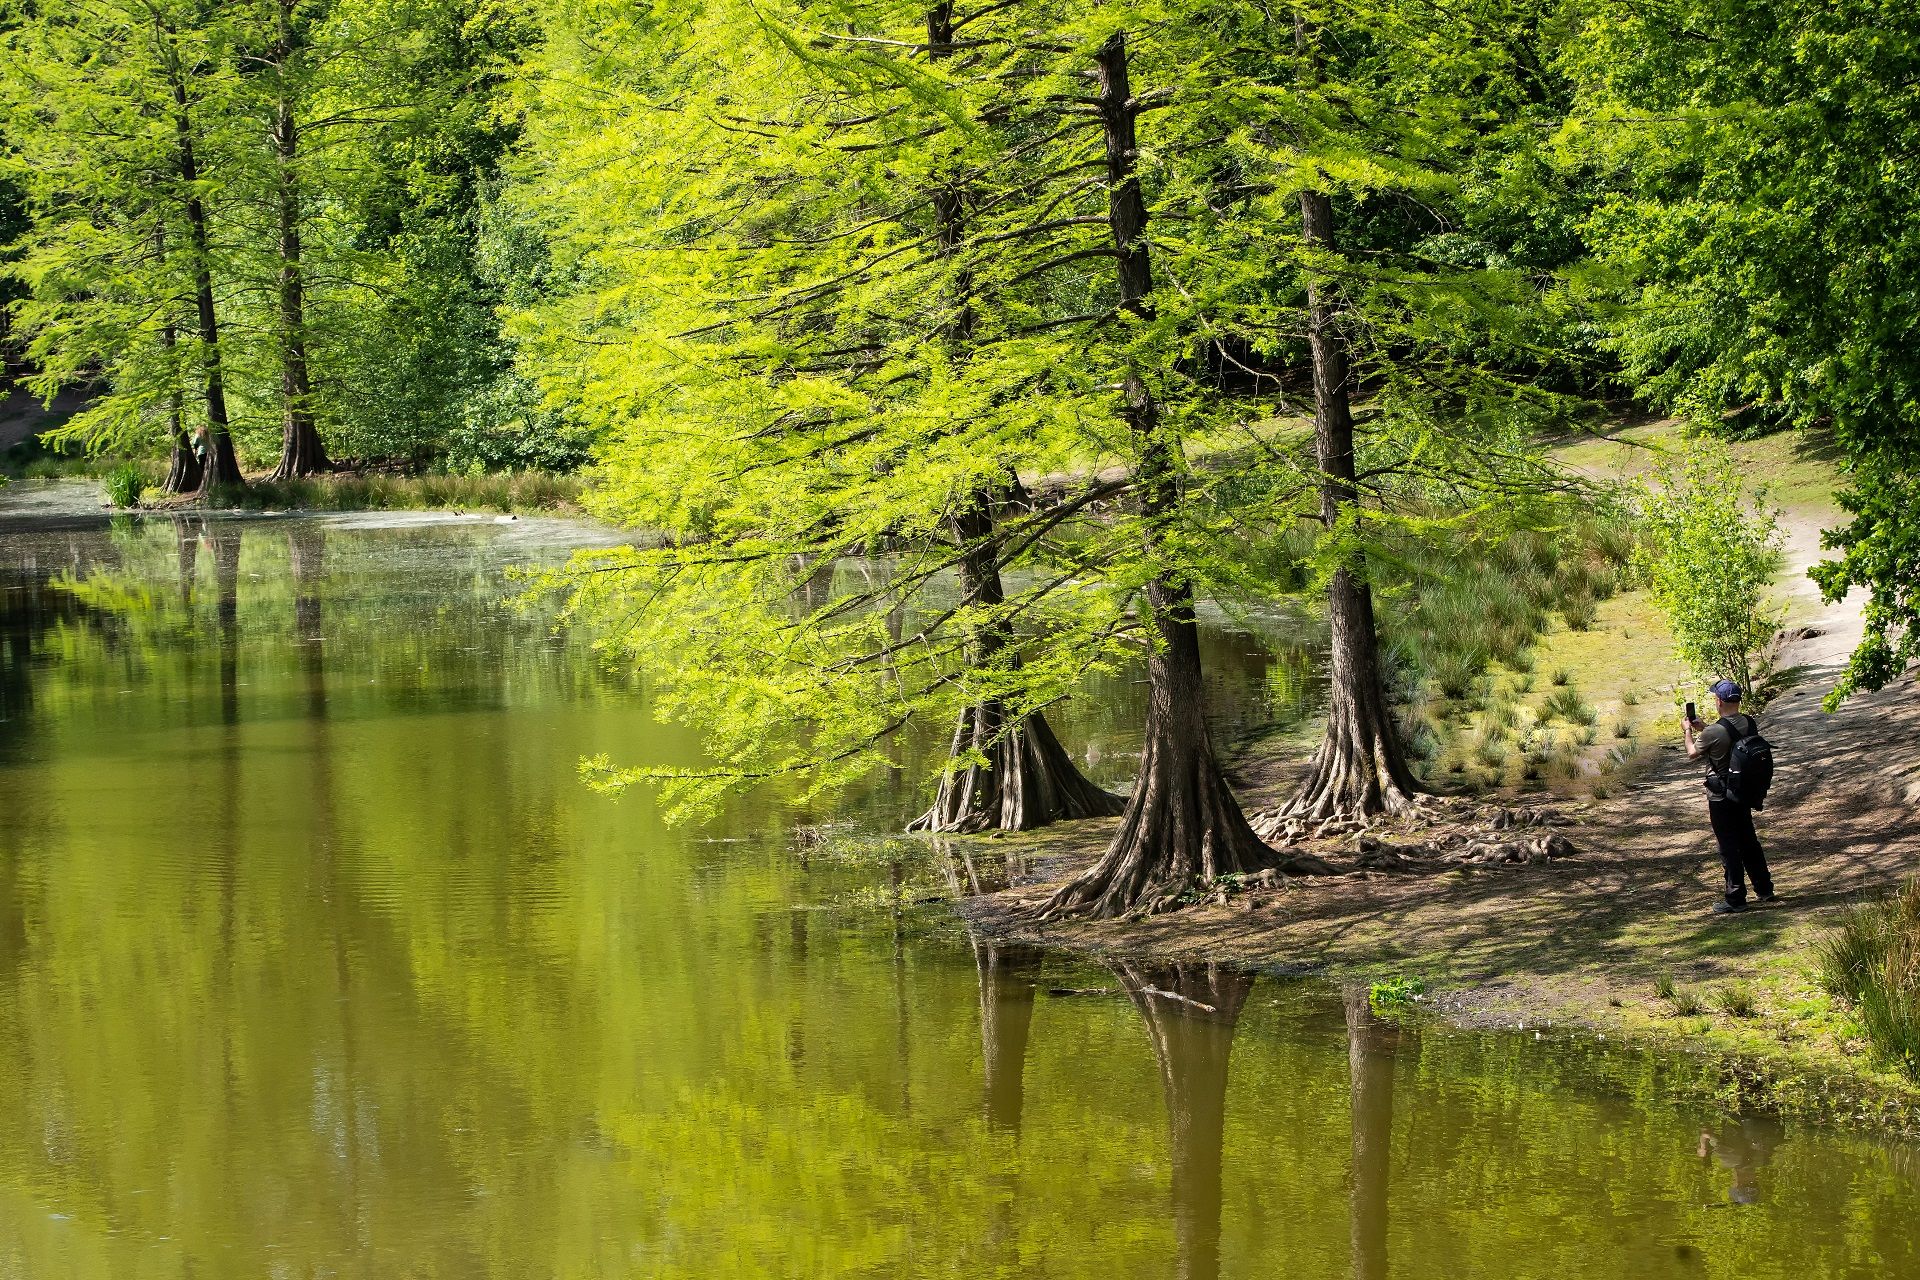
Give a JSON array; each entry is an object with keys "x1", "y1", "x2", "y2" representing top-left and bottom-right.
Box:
[{"x1": 1708, "y1": 679, "x2": 1743, "y2": 702}]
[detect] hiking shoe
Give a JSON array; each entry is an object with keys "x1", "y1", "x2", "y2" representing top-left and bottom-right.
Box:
[
  {"x1": 1712, "y1": 900, "x2": 1748, "y2": 915},
  {"x1": 1756, "y1": 893, "x2": 1779, "y2": 905}
]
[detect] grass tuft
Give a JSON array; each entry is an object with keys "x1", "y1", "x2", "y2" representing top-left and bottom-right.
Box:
[
  {"x1": 1817, "y1": 879, "x2": 1920, "y2": 1080},
  {"x1": 1714, "y1": 981, "x2": 1759, "y2": 1019}
]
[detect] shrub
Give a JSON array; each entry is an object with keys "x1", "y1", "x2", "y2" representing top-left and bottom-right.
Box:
[
  {"x1": 1634, "y1": 437, "x2": 1786, "y2": 703},
  {"x1": 103, "y1": 462, "x2": 144, "y2": 508},
  {"x1": 1817, "y1": 879, "x2": 1920, "y2": 1080}
]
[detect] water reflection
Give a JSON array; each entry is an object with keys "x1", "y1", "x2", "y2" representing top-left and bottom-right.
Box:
[
  {"x1": 1346, "y1": 989, "x2": 1398, "y2": 1280},
  {"x1": 973, "y1": 937, "x2": 1042, "y2": 1132},
  {"x1": 1115, "y1": 961, "x2": 1253, "y2": 1280},
  {"x1": 1700, "y1": 1118, "x2": 1785, "y2": 1206},
  {"x1": 0, "y1": 504, "x2": 1917, "y2": 1279}
]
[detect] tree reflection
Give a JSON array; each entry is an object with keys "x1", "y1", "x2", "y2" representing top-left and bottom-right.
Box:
[
  {"x1": 1115, "y1": 961, "x2": 1253, "y2": 1280},
  {"x1": 1345, "y1": 988, "x2": 1398, "y2": 1280},
  {"x1": 973, "y1": 935, "x2": 1041, "y2": 1133}
]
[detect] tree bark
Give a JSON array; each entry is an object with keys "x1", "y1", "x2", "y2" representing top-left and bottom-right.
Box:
[
  {"x1": 1042, "y1": 33, "x2": 1286, "y2": 918},
  {"x1": 1116, "y1": 962, "x2": 1252, "y2": 1280},
  {"x1": 1344, "y1": 987, "x2": 1397, "y2": 1280},
  {"x1": 1262, "y1": 185, "x2": 1420, "y2": 829},
  {"x1": 163, "y1": 52, "x2": 243, "y2": 499},
  {"x1": 159, "y1": 321, "x2": 203, "y2": 494},
  {"x1": 910, "y1": 4, "x2": 1118, "y2": 834},
  {"x1": 266, "y1": 1, "x2": 327, "y2": 481}
]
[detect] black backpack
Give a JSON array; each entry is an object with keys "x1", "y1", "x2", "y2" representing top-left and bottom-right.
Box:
[{"x1": 1720, "y1": 716, "x2": 1776, "y2": 810}]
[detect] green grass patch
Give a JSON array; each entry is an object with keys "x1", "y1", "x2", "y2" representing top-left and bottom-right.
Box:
[
  {"x1": 1818, "y1": 879, "x2": 1920, "y2": 1081},
  {"x1": 1369, "y1": 975, "x2": 1428, "y2": 1010}
]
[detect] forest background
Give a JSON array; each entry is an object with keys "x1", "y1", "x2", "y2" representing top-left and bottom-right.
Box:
[{"x1": 2, "y1": 0, "x2": 1918, "y2": 923}]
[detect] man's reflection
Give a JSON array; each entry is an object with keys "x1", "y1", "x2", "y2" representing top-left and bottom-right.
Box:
[
  {"x1": 1698, "y1": 1117, "x2": 1785, "y2": 1205},
  {"x1": 1115, "y1": 961, "x2": 1253, "y2": 1280}
]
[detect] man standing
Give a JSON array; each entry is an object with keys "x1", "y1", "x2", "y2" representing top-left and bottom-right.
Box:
[{"x1": 1684, "y1": 679, "x2": 1776, "y2": 914}]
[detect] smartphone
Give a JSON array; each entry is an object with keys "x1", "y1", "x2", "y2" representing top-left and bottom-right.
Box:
[{"x1": 1684, "y1": 701, "x2": 1697, "y2": 723}]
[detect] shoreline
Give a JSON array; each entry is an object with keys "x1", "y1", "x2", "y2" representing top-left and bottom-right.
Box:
[{"x1": 951, "y1": 645, "x2": 1920, "y2": 1138}]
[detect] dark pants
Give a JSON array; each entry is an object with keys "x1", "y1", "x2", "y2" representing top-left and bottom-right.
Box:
[{"x1": 1709, "y1": 800, "x2": 1773, "y2": 905}]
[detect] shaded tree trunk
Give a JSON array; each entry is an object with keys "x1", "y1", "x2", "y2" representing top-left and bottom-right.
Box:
[
  {"x1": 1345, "y1": 987, "x2": 1397, "y2": 1280},
  {"x1": 163, "y1": 53, "x2": 242, "y2": 499},
  {"x1": 1043, "y1": 33, "x2": 1288, "y2": 918},
  {"x1": 1116, "y1": 961, "x2": 1253, "y2": 1280},
  {"x1": 911, "y1": 3, "x2": 1118, "y2": 834},
  {"x1": 159, "y1": 321, "x2": 202, "y2": 494},
  {"x1": 1266, "y1": 184, "x2": 1420, "y2": 828},
  {"x1": 266, "y1": 3, "x2": 327, "y2": 481},
  {"x1": 973, "y1": 936, "x2": 1041, "y2": 1132}
]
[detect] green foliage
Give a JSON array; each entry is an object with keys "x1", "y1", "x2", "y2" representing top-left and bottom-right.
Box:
[
  {"x1": 1564, "y1": 0, "x2": 1920, "y2": 702},
  {"x1": 102, "y1": 462, "x2": 145, "y2": 509},
  {"x1": 1368, "y1": 975, "x2": 1427, "y2": 1010},
  {"x1": 0, "y1": 0, "x2": 557, "y2": 474},
  {"x1": 1818, "y1": 880, "x2": 1920, "y2": 1081},
  {"x1": 1633, "y1": 438, "x2": 1785, "y2": 701},
  {"x1": 1540, "y1": 684, "x2": 1595, "y2": 726},
  {"x1": 215, "y1": 469, "x2": 581, "y2": 514},
  {"x1": 505, "y1": 0, "x2": 1590, "y2": 816}
]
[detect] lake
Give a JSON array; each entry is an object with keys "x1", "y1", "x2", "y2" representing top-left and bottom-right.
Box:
[{"x1": 0, "y1": 490, "x2": 1914, "y2": 1278}]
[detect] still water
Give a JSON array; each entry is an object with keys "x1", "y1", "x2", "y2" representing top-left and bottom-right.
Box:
[{"x1": 0, "y1": 494, "x2": 1915, "y2": 1279}]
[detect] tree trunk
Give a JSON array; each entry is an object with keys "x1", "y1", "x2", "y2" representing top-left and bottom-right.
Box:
[
  {"x1": 1345, "y1": 987, "x2": 1397, "y2": 1280},
  {"x1": 159, "y1": 322, "x2": 203, "y2": 495},
  {"x1": 267, "y1": 6, "x2": 327, "y2": 482},
  {"x1": 973, "y1": 936, "x2": 1041, "y2": 1132},
  {"x1": 910, "y1": 4, "x2": 1118, "y2": 834},
  {"x1": 1042, "y1": 33, "x2": 1286, "y2": 918},
  {"x1": 166, "y1": 64, "x2": 242, "y2": 499},
  {"x1": 1116, "y1": 962, "x2": 1252, "y2": 1280},
  {"x1": 1262, "y1": 185, "x2": 1420, "y2": 829},
  {"x1": 912, "y1": 498, "x2": 1120, "y2": 833}
]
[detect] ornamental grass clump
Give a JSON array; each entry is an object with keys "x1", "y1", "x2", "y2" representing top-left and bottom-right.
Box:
[{"x1": 1818, "y1": 879, "x2": 1920, "y2": 1081}]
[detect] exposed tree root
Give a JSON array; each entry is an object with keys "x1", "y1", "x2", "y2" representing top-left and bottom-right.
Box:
[
  {"x1": 911, "y1": 702, "x2": 1123, "y2": 834},
  {"x1": 1040, "y1": 728, "x2": 1331, "y2": 920}
]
